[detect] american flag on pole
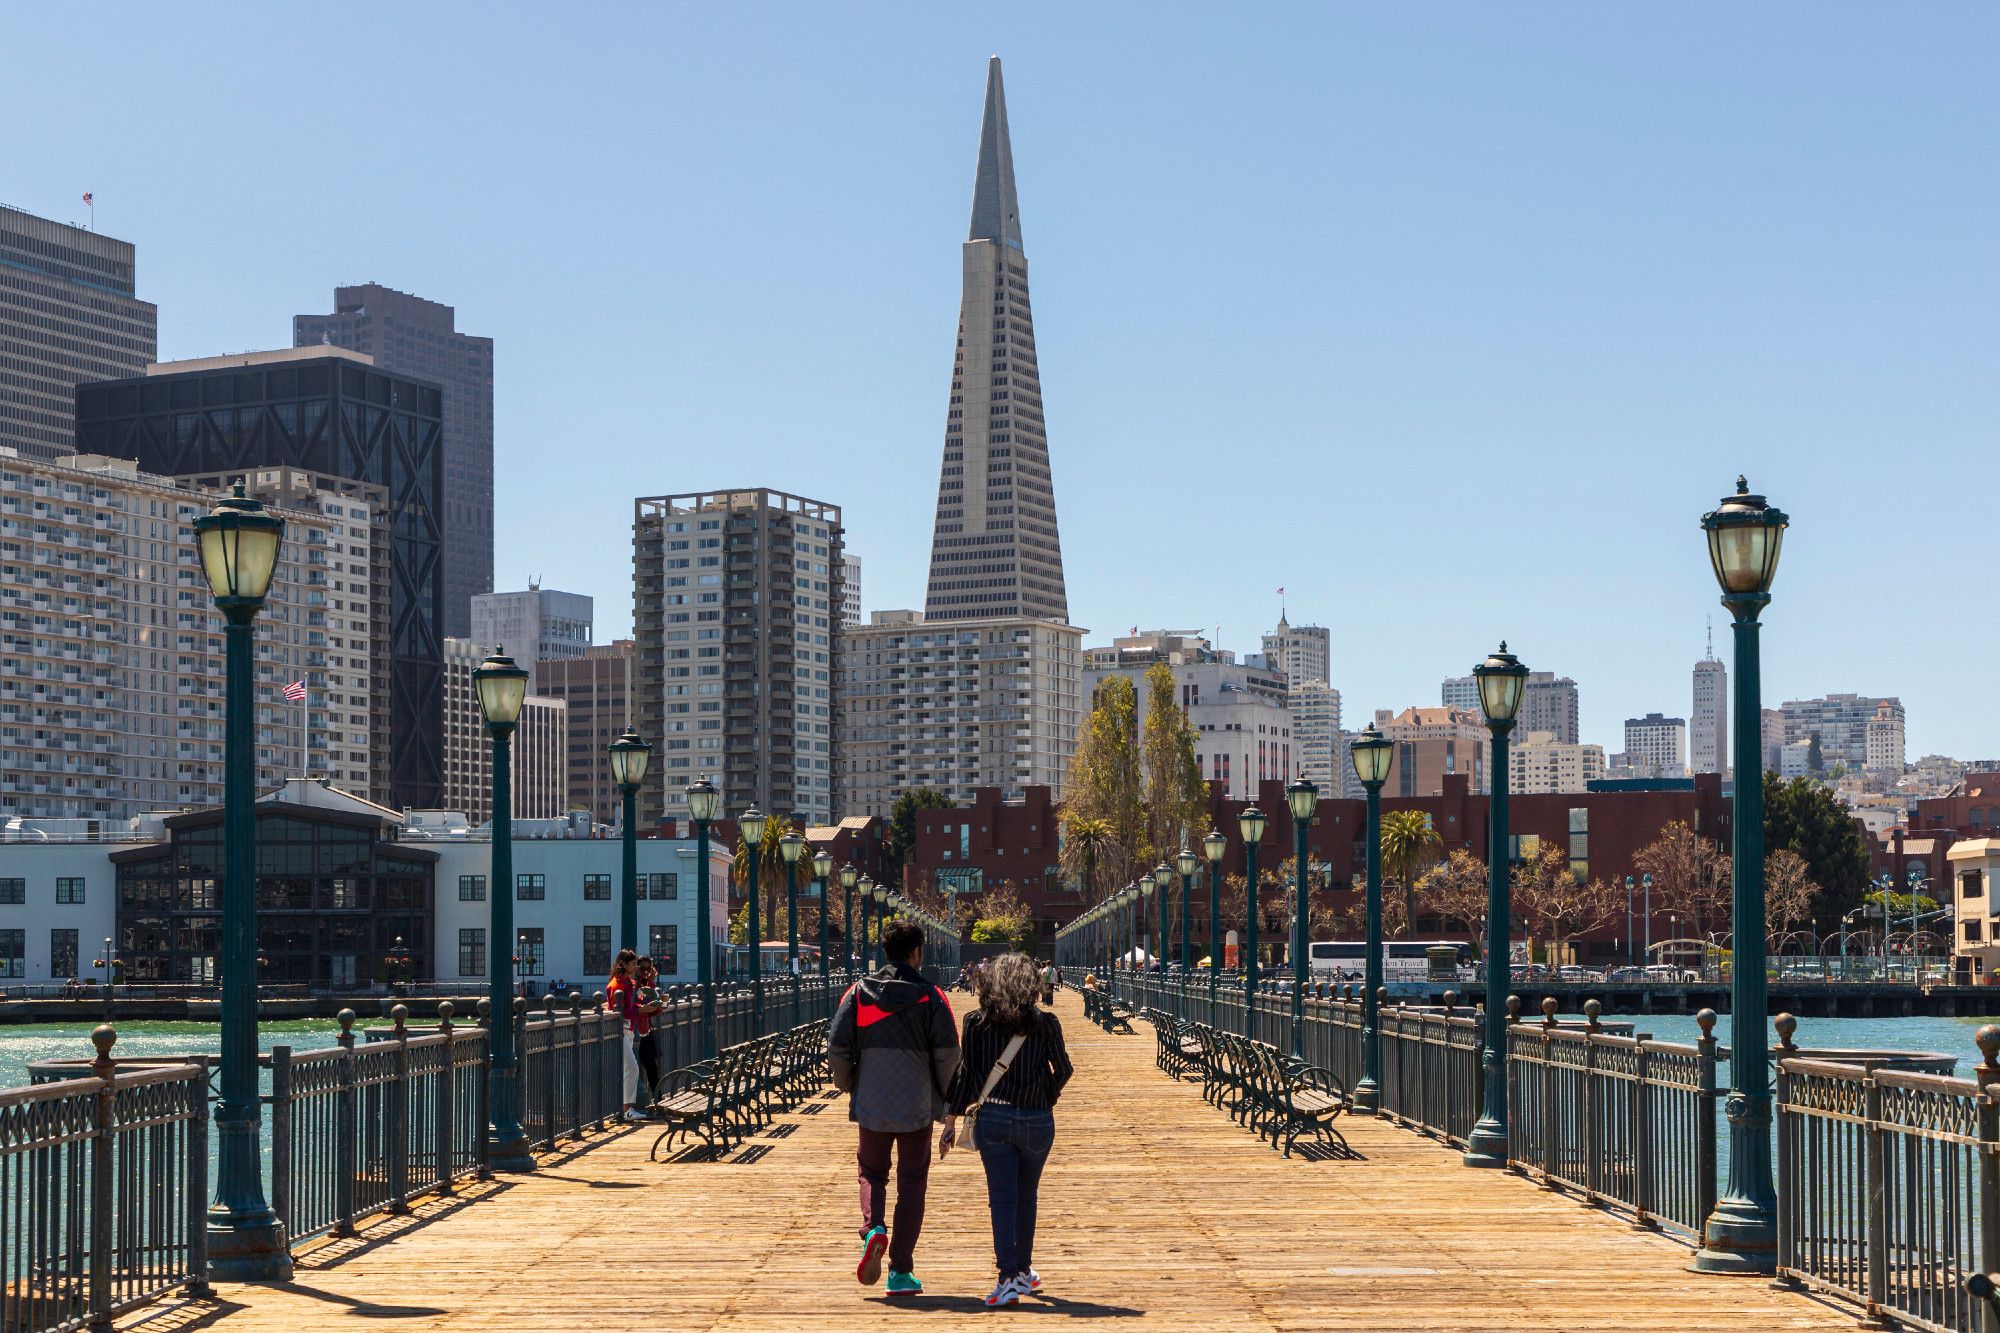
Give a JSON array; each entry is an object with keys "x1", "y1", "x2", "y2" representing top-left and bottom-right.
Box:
[
  {"x1": 81, "y1": 192, "x2": 93, "y2": 206},
  {"x1": 283, "y1": 680, "x2": 307, "y2": 703}
]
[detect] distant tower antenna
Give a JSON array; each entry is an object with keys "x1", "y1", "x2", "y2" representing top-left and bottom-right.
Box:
[{"x1": 1705, "y1": 617, "x2": 1714, "y2": 661}]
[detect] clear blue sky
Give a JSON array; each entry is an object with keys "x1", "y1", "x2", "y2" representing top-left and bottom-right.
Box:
[{"x1": 6, "y1": 6, "x2": 1993, "y2": 758}]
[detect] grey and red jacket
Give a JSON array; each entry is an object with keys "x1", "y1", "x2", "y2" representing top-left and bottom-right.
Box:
[{"x1": 827, "y1": 962, "x2": 962, "y2": 1134}]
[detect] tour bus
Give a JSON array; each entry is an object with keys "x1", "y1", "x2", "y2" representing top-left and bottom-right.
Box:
[{"x1": 1307, "y1": 939, "x2": 1474, "y2": 981}]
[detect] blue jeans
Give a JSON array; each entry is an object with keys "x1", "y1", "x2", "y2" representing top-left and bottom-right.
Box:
[{"x1": 975, "y1": 1105, "x2": 1054, "y2": 1277}]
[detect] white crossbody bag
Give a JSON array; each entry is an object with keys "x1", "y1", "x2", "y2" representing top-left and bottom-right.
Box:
[{"x1": 960, "y1": 1033, "x2": 1028, "y2": 1152}]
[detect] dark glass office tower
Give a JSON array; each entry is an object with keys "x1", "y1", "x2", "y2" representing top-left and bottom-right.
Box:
[
  {"x1": 0, "y1": 204, "x2": 157, "y2": 460},
  {"x1": 295, "y1": 285, "x2": 493, "y2": 639},
  {"x1": 76, "y1": 348, "x2": 445, "y2": 808}
]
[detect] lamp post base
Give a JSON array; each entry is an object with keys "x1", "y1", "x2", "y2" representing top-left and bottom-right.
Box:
[
  {"x1": 205, "y1": 1211, "x2": 292, "y2": 1283},
  {"x1": 488, "y1": 1126, "x2": 537, "y2": 1174},
  {"x1": 1351, "y1": 1077, "x2": 1379, "y2": 1115},
  {"x1": 1693, "y1": 1200, "x2": 1778, "y2": 1275},
  {"x1": 1462, "y1": 1119, "x2": 1507, "y2": 1168}
]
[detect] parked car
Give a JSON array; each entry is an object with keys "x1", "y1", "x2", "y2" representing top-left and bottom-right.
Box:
[{"x1": 1641, "y1": 964, "x2": 1700, "y2": 984}]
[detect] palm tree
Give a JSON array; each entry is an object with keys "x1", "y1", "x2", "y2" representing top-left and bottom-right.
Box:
[
  {"x1": 1379, "y1": 810, "x2": 1442, "y2": 937},
  {"x1": 1065, "y1": 815, "x2": 1113, "y2": 901}
]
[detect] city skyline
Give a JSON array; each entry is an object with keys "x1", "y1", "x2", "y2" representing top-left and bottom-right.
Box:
[{"x1": 2, "y1": 8, "x2": 1991, "y2": 758}]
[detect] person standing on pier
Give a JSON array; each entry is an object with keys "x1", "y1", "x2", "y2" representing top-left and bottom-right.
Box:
[{"x1": 827, "y1": 917, "x2": 961, "y2": 1297}]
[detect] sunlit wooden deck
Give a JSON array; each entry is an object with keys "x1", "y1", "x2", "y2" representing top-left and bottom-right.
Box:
[{"x1": 122, "y1": 992, "x2": 1852, "y2": 1332}]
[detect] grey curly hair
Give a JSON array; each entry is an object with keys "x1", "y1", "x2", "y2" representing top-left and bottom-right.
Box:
[{"x1": 974, "y1": 952, "x2": 1043, "y2": 1030}]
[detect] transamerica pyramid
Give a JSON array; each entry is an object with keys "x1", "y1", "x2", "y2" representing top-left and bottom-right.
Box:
[{"x1": 923, "y1": 56, "x2": 1070, "y2": 624}]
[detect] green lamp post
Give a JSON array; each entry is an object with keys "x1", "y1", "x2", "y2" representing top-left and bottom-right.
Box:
[
  {"x1": 1694, "y1": 477, "x2": 1788, "y2": 1275},
  {"x1": 1286, "y1": 777, "x2": 1319, "y2": 1060},
  {"x1": 1176, "y1": 847, "x2": 1199, "y2": 1015},
  {"x1": 1144, "y1": 868, "x2": 1160, "y2": 972},
  {"x1": 739, "y1": 807, "x2": 768, "y2": 1022},
  {"x1": 685, "y1": 777, "x2": 721, "y2": 1058},
  {"x1": 779, "y1": 826, "x2": 805, "y2": 973},
  {"x1": 472, "y1": 651, "x2": 536, "y2": 1174},
  {"x1": 1465, "y1": 643, "x2": 1529, "y2": 1168},
  {"x1": 857, "y1": 875, "x2": 875, "y2": 970},
  {"x1": 1204, "y1": 830, "x2": 1226, "y2": 1022},
  {"x1": 813, "y1": 849, "x2": 833, "y2": 978},
  {"x1": 870, "y1": 882, "x2": 890, "y2": 968},
  {"x1": 1239, "y1": 806, "x2": 1267, "y2": 1039},
  {"x1": 194, "y1": 484, "x2": 292, "y2": 1279},
  {"x1": 840, "y1": 864, "x2": 859, "y2": 971},
  {"x1": 1350, "y1": 723, "x2": 1394, "y2": 1113},
  {"x1": 608, "y1": 728, "x2": 653, "y2": 954},
  {"x1": 1154, "y1": 861, "x2": 1174, "y2": 977}
]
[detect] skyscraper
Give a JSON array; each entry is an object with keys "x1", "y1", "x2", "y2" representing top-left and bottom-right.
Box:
[
  {"x1": 1623, "y1": 713, "x2": 1688, "y2": 779},
  {"x1": 1691, "y1": 633, "x2": 1727, "y2": 775},
  {"x1": 633, "y1": 488, "x2": 843, "y2": 826},
  {"x1": 295, "y1": 284, "x2": 493, "y2": 638},
  {"x1": 0, "y1": 204, "x2": 157, "y2": 460},
  {"x1": 77, "y1": 346, "x2": 446, "y2": 809},
  {"x1": 537, "y1": 641, "x2": 634, "y2": 823},
  {"x1": 924, "y1": 57, "x2": 1068, "y2": 624},
  {"x1": 1520, "y1": 673, "x2": 1580, "y2": 745},
  {"x1": 1261, "y1": 614, "x2": 1331, "y2": 688},
  {"x1": 470, "y1": 583, "x2": 593, "y2": 685},
  {"x1": 837, "y1": 59, "x2": 1083, "y2": 818}
]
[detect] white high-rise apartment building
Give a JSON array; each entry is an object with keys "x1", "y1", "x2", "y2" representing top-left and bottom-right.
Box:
[
  {"x1": 633, "y1": 489, "x2": 842, "y2": 826},
  {"x1": 1691, "y1": 645, "x2": 1728, "y2": 775},
  {"x1": 1864, "y1": 700, "x2": 1906, "y2": 774},
  {"x1": 1261, "y1": 615, "x2": 1330, "y2": 688},
  {"x1": 1623, "y1": 713, "x2": 1688, "y2": 779},
  {"x1": 471, "y1": 584, "x2": 593, "y2": 687},
  {"x1": 1291, "y1": 682, "x2": 1343, "y2": 798},
  {"x1": 1441, "y1": 676, "x2": 1480, "y2": 712},
  {"x1": 0, "y1": 452, "x2": 371, "y2": 817},
  {"x1": 1083, "y1": 632, "x2": 1291, "y2": 801},
  {"x1": 1510, "y1": 731, "x2": 1607, "y2": 794},
  {"x1": 840, "y1": 611, "x2": 1081, "y2": 816},
  {"x1": 440, "y1": 637, "x2": 568, "y2": 821},
  {"x1": 841, "y1": 554, "x2": 863, "y2": 626},
  {"x1": 1779, "y1": 693, "x2": 1905, "y2": 770}
]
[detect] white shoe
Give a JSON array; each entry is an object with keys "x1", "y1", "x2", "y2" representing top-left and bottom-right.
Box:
[
  {"x1": 622, "y1": 1108, "x2": 650, "y2": 1123},
  {"x1": 983, "y1": 1275, "x2": 1021, "y2": 1308},
  {"x1": 1024, "y1": 1269, "x2": 1041, "y2": 1292}
]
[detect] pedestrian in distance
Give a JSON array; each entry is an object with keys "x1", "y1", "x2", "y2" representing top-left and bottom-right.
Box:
[
  {"x1": 603, "y1": 949, "x2": 651, "y2": 1123},
  {"x1": 633, "y1": 955, "x2": 666, "y2": 1108},
  {"x1": 940, "y1": 951, "x2": 1074, "y2": 1308},
  {"x1": 827, "y1": 916, "x2": 961, "y2": 1297}
]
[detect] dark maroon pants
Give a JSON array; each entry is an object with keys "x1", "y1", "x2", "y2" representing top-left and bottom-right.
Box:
[{"x1": 857, "y1": 1126, "x2": 932, "y2": 1272}]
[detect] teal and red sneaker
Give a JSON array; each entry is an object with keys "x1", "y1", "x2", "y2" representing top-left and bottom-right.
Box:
[
  {"x1": 856, "y1": 1226, "x2": 887, "y2": 1286},
  {"x1": 886, "y1": 1270, "x2": 923, "y2": 1296}
]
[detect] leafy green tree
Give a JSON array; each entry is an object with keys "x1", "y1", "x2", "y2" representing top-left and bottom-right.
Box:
[
  {"x1": 1763, "y1": 773, "x2": 1872, "y2": 926},
  {"x1": 883, "y1": 787, "x2": 952, "y2": 887},
  {"x1": 968, "y1": 885, "x2": 1038, "y2": 948},
  {"x1": 1061, "y1": 675, "x2": 1144, "y2": 900},
  {"x1": 1141, "y1": 662, "x2": 1208, "y2": 870},
  {"x1": 1379, "y1": 810, "x2": 1441, "y2": 937}
]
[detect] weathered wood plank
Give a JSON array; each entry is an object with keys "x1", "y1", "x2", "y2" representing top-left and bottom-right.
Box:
[{"x1": 122, "y1": 992, "x2": 1853, "y2": 1331}]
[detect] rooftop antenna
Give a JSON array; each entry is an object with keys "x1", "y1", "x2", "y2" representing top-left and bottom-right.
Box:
[{"x1": 1705, "y1": 616, "x2": 1714, "y2": 662}]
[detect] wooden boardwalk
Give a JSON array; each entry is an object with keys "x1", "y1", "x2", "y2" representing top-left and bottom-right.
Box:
[{"x1": 124, "y1": 992, "x2": 1853, "y2": 1332}]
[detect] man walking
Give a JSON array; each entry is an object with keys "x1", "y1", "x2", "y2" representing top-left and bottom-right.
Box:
[{"x1": 827, "y1": 917, "x2": 960, "y2": 1296}]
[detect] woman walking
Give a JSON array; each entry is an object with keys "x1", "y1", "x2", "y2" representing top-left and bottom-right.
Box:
[{"x1": 940, "y1": 952, "x2": 1074, "y2": 1308}]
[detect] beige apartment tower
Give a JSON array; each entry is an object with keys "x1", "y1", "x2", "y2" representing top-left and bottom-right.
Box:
[{"x1": 633, "y1": 489, "x2": 842, "y2": 827}]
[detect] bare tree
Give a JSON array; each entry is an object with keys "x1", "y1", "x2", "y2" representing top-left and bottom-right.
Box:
[
  {"x1": 1765, "y1": 848, "x2": 1817, "y2": 940},
  {"x1": 1415, "y1": 849, "x2": 1489, "y2": 942},
  {"x1": 1512, "y1": 843, "x2": 1620, "y2": 968},
  {"x1": 1632, "y1": 820, "x2": 1732, "y2": 945}
]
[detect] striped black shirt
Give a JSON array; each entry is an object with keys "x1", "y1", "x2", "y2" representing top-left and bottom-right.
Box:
[{"x1": 946, "y1": 1009, "x2": 1074, "y2": 1114}]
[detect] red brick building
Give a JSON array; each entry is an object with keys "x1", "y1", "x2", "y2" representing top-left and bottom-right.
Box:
[{"x1": 904, "y1": 776, "x2": 1732, "y2": 959}]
